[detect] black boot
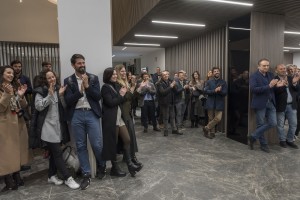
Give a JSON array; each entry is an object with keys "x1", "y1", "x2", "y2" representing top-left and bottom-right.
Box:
[
  {"x1": 2, "y1": 174, "x2": 18, "y2": 192},
  {"x1": 96, "y1": 165, "x2": 106, "y2": 179},
  {"x1": 12, "y1": 172, "x2": 24, "y2": 186},
  {"x1": 110, "y1": 160, "x2": 126, "y2": 177},
  {"x1": 124, "y1": 149, "x2": 142, "y2": 177},
  {"x1": 195, "y1": 117, "x2": 199, "y2": 128},
  {"x1": 131, "y1": 153, "x2": 143, "y2": 168},
  {"x1": 191, "y1": 121, "x2": 195, "y2": 128}
]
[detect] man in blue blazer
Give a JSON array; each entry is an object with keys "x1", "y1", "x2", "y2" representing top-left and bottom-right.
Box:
[
  {"x1": 64, "y1": 54, "x2": 105, "y2": 190},
  {"x1": 203, "y1": 67, "x2": 227, "y2": 139},
  {"x1": 248, "y1": 58, "x2": 279, "y2": 153}
]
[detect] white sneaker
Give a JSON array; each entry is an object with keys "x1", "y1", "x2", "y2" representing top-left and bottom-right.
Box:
[
  {"x1": 48, "y1": 175, "x2": 64, "y2": 185},
  {"x1": 65, "y1": 177, "x2": 80, "y2": 190}
]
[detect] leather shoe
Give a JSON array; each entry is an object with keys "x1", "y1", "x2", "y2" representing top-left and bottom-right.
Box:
[
  {"x1": 153, "y1": 127, "x2": 161, "y2": 132},
  {"x1": 143, "y1": 128, "x2": 148, "y2": 133},
  {"x1": 286, "y1": 141, "x2": 299, "y2": 149},
  {"x1": 260, "y1": 145, "x2": 270, "y2": 153},
  {"x1": 172, "y1": 130, "x2": 183, "y2": 135},
  {"x1": 164, "y1": 130, "x2": 168, "y2": 136},
  {"x1": 279, "y1": 141, "x2": 287, "y2": 148},
  {"x1": 248, "y1": 135, "x2": 255, "y2": 150}
]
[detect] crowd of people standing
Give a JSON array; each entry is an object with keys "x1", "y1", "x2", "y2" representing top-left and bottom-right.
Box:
[{"x1": 1, "y1": 54, "x2": 299, "y2": 194}]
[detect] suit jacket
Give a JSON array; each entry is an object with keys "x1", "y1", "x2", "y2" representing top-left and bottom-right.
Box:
[
  {"x1": 250, "y1": 70, "x2": 275, "y2": 110},
  {"x1": 64, "y1": 73, "x2": 102, "y2": 121},
  {"x1": 136, "y1": 81, "x2": 156, "y2": 107},
  {"x1": 156, "y1": 79, "x2": 176, "y2": 105},
  {"x1": 204, "y1": 78, "x2": 227, "y2": 110},
  {"x1": 274, "y1": 75, "x2": 299, "y2": 112},
  {"x1": 174, "y1": 79, "x2": 190, "y2": 104}
]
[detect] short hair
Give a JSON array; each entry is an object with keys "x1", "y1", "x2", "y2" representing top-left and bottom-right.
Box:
[
  {"x1": 103, "y1": 67, "x2": 114, "y2": 83},
  {"x1": 258, "y1": 58, "x2": 270, "y2": 65},
  {"x1": 275, "y1": 64, "x2": 285, "y2": 70},
  {"x1": 70, "y1": 54, "x2": 85, "y2": 65},
  {"x1": 211, "y1": 66, "x2": 220, "y2": 72},
  {"x1": 10, "y1": 60, "x2": 22, "y2": 67},
  {"x1": 42, "y1": 61, "x2": 51, "y2": 67},
  {"x1": 141, "y1": 72, "x2": 149, "y2": 79}
]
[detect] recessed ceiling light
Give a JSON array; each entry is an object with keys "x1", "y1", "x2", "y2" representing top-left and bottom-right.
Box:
[
  {"x1": 135, "y1": 34, "x2": 178, "y2": 39},
  {"x1": 152, "y1": 20, "x2": 205, "y2": 27},
  {"x1": 284, "y1": 31, "x2": 300, "y2": 35},
  {"x1": 48, "y1": 0, "x2": 57, "y2": 4},
  {"x1": 124, "y1": 43, "x2": 160, "y2": 46},
  {"x1": 229, "y1": 27, "x2": 251, "y2": 31},
  {"x1": 112, "y1": 55, "x2": 115, "y2": 57},
  {"x1": 284, "y1": 47, "x2": 300, "y2": 50},
  {"x1": 208, "y1": 0, "x2": 253, "y2": 6},
  {"x1": 122, "y1": 47, "x2": 127, "y2": 50}
]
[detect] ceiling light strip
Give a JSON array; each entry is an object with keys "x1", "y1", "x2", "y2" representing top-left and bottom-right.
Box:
[
  {"x1": 208, "y1": 0, "x2": 253, "y2": 6},
  {"x1": 229, "y1": 27, "x2": 251, "y2": 31},
  {"x1": 124, "y1": 43, "x2": 160, "y2": 46},
  {"x1": 152, "y1": 20, "x2": 205, "y2": 27},
  {"x1": 283, "y1": 50, "x2": 290, "y2": 52},
  {"x1": 284, "y1": 47, "x2": 300, "y2": 50},
  {"x1": 284, "y1": 31, "x2": 300, "y2": 35},
  {"x1": 135, "y1": 34, "x2": 178, "y2": 39},
  {"x1": 122, "y1": 47, "x2": 127, "y2": 50}
]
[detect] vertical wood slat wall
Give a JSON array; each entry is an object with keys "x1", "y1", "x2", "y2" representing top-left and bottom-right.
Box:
[
  {"x1": 0, "y1": 41, "x2": 60, "y2": 84},
  {"x1": 111, "y1": 0, "x2": 161, "y2": 45},
  {"x1": 165, "y1": 27, "x2": 227, "y2": 80}
]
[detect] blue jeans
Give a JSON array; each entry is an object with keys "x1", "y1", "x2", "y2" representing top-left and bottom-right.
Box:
[
  {"x1": 175, "y1": 100, "x2": 186, "y2": 127},
  {"x1": 277, "y1": 104, "x2": 297, "y2": 142},
  {"x1": 251, "y1": 101, "x2": 277, "y2": 145},
  {"x1": 71, "y1": 109, "x2": 104, "y2": 174}
]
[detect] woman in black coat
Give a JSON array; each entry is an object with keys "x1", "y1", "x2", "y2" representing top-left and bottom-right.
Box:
[{"x1": 101, "y1": 67, "x2": 142, "y2": 177}]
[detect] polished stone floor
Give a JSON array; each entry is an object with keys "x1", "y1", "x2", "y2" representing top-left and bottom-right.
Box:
[{"x1": 1, "y1": 120, "x2": 300, "y2": 200}]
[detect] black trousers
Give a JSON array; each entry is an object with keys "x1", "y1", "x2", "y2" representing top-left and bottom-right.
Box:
[
  {"x1": 141, "y1": 100, "x2": 157, "y2": 129},
  {"x1": 46, "y1": 142, "x2": 70, "y2": 181}
]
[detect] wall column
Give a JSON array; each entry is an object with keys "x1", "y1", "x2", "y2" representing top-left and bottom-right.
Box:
[
  {"x1": 57, "y1": 0, "x2": 112, "y2": 177},
  {"x1": 249, "y1": 12, "x2": 285, "y2": 144}
]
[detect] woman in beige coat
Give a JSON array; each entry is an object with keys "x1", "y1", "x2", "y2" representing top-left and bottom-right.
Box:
[{"x1": 0, "y1": 66, "x2": 31, "y2": 192}]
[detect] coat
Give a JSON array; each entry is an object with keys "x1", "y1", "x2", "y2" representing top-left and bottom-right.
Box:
[
  {"x1": 204, "y1": 78, "x2": 227, "y2": 111},
  {"x1": 29, "y1": 86, "x2": 70, "y2": 148},
  {"x1": 101, "y1": 83, "x2": 125, "y2": 161},
  {"x1": 0, "y1": 91, "x2": 32, "y2": 176},
  {"x1": 156, "y1": 79, "x2": 176, "y2": 105},
  {"x1": 250, "y1": 70, "x2": 276, "y2": 110}
]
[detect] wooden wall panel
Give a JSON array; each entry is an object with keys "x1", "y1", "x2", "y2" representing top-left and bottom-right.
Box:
[
  {"x1": 249, "y1": 12, "x2": 285, "y2": 144},
  {"x1": 111, "y1": 0, "x2": 160, "y2": 45},
  {"x1": 165, "y1": 27, "x2": 227, "y2": 80}
]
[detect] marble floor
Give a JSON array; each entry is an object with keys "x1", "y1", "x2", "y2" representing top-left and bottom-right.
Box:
[{"x1": 1, "y1": 121, "x2": 300, "y2": 200}]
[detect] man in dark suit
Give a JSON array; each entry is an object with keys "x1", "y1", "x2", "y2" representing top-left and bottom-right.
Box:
[
  {"x1": 248, "y1": 58, "x2": 278, "y2": 153},
  {"x1": 274, "y1": 64, "x2": 300, "y2": 149},
  {"x1": 64, "y1": 54, "x2": 105, "y2": 190}
]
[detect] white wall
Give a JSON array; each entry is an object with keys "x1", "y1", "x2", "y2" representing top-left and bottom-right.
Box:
[
  {"x1": 141, "y1": 49, "x2": 165, "y2": 74},
  {"x1": 58, "y1": 0, "x2": 112, "y2": 82},
  {"x1": 293, "y1": 52, "x2": 300, "y2": 66}
]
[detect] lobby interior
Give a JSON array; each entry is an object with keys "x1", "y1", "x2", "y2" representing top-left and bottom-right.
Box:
[{"x1": 1, "y1": 0, "x2": 300, "y2": 199}]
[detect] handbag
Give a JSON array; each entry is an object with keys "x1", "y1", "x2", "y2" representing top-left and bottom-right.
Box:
[{"x1": 62, "y1": 145, "x2": 80, "y2": 173}]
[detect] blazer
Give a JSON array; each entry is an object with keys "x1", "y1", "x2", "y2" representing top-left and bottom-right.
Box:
[
  {"x1": 204, "y1": 78, "x2": 227, "y2": 110},
  {"x1": 174, "y1": 79, "x2": 190, "y2": 104},
  {"x1": 156, "y1": 79, "x2": 176, "y2": 105},
  {"x1": 250, "y1": 70, "x2": 276, "y2": 110},
  {"x1": 136, "y1": 81, "x2": 156, "y2": 107},
  {"x1": 64, "y1": 73, "x2": 102, "y2": 121},
  {"x1": 274, "y1": 75, "x2": 299, "y2": 112}
]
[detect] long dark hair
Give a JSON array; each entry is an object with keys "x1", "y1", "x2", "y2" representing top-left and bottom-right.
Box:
[
  {"x1": 191, "y1": 71, "x2": 200, "y2": 85},
  {"x1": 0, "y1": 65, "x2": 19, "y2": 92},
  {"x1": 37, "y1": 70, "x2": 60, "y2": 88}
]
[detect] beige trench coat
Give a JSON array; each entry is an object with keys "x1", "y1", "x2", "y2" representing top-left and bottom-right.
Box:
[{"x1": 0, "y1": 91, "x2": 32, "y2": 176}]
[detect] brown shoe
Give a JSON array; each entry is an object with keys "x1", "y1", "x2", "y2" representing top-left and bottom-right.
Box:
[
  {"x1": 210, "y1": 132, "x2": 215, "y2": 138},
  {"x1": 203, "y1": 127, "x2": 210, "y2": 138}
]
